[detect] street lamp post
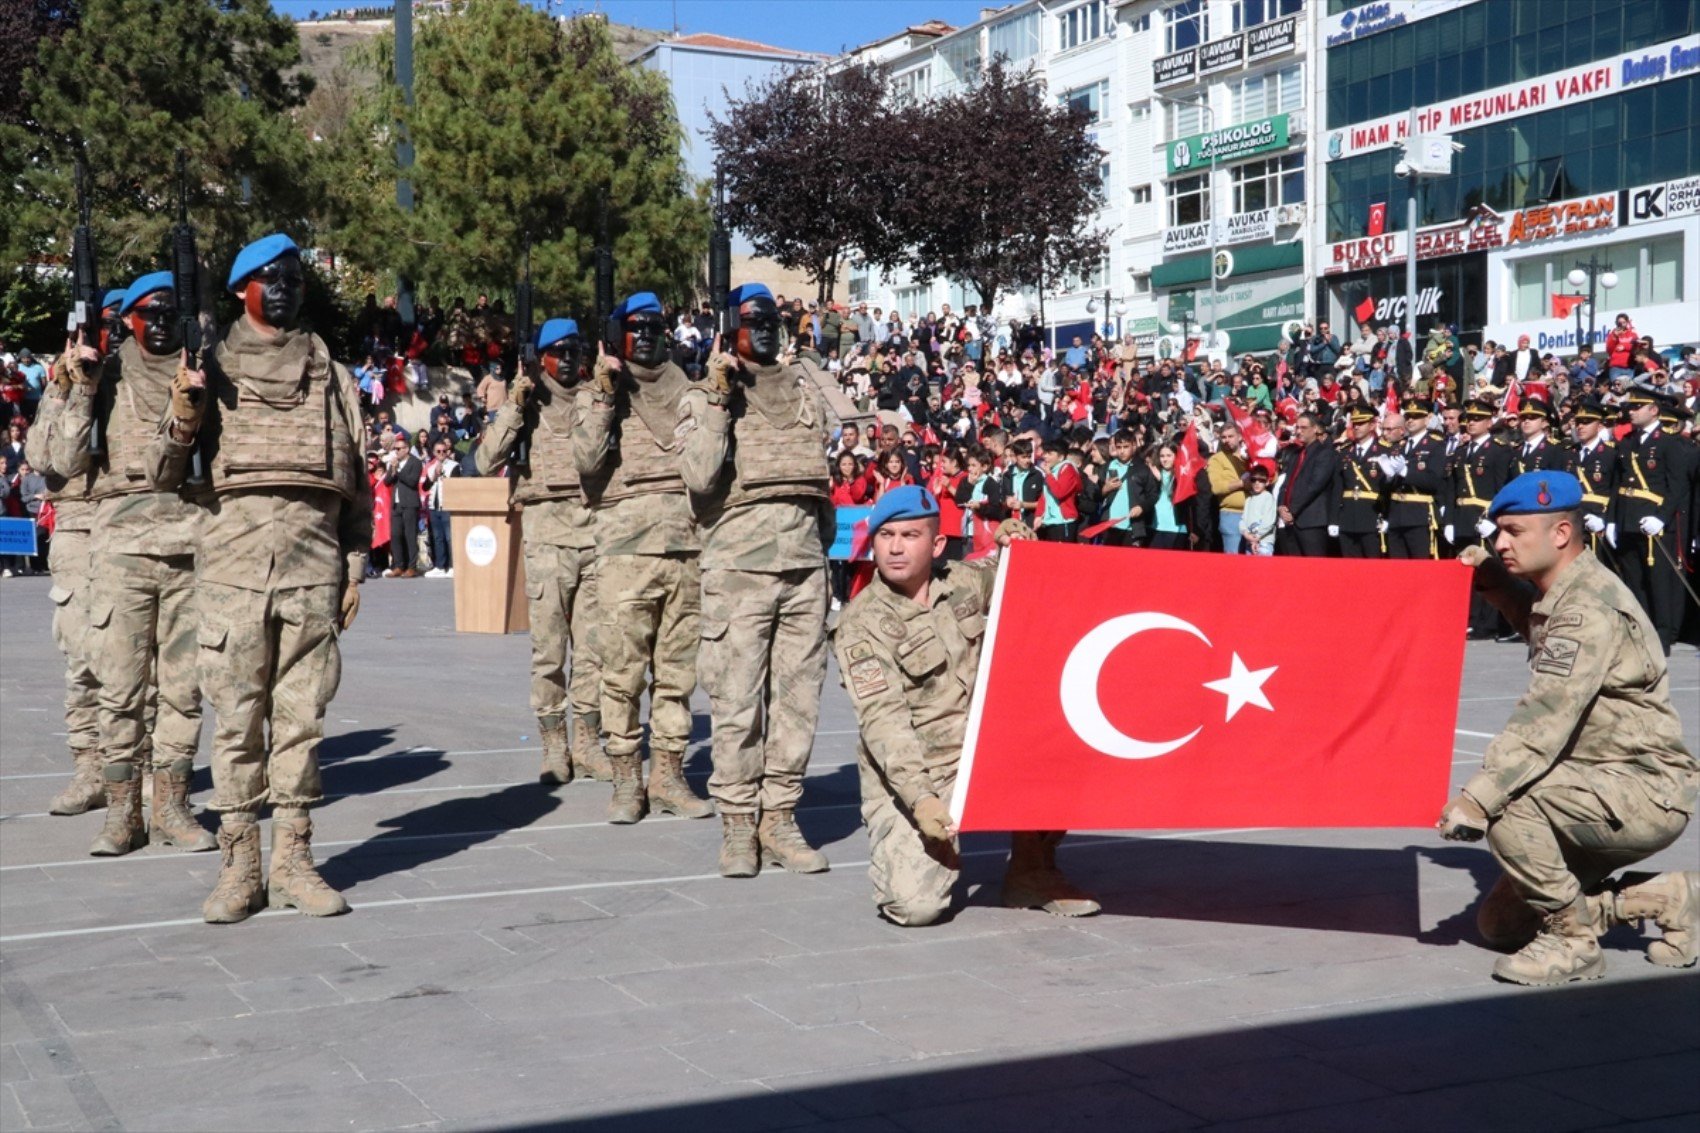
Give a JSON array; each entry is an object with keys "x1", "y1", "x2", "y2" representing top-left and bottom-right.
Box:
[
  {"x1": 1566, "y1": 258, "x2": 1618, "y2": 351},
  {"x1": 1152, "y1": 91, "x2": 1218, "y2": 351}
]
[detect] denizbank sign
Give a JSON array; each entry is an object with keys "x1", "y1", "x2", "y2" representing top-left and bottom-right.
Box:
[{"x1": 1167, "y1": 115, "x2": 1289, "y2": 175}]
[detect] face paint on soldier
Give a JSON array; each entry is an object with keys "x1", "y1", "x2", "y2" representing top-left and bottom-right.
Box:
[
  {"x1": 129, "y1": 292, "x2": 182, "y2": 357},
  {"x1": 623, "y1": 310, "x2": 669, "y2": 368},
  {"x1": 1493, "y1": 510, "x2": 1582, "y2": 586},
  {"x1": 873, "y1": 516, "x2": 946, "y2": 601},
  {"x1": 239, "y1": 253, "x2": 305, "y2": 334},
  {"x1": 735, "y1": 296, "x2": 782, "y2": 365},
  {"x1": 541, "y1": 335, "x2": 583, "y2": 383}
]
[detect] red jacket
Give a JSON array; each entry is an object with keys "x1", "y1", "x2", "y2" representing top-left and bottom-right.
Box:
[
  {"x1": 829, "y1": 477, "x2": 869, "y2": 507},
  {"x1": 929, "y1": 469, "x2": 966, "y2": 538},
  {"x1": 1042, "y1": 460, "x2": 1082, "y2": 521},
  {"x1": 1606, "y1": 326, "x2": 1637, "y2": 368}
]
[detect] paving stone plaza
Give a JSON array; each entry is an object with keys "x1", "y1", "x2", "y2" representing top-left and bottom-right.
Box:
[{"x1": 2, "y1": 577, "x2": 1696, "y2": 1132}]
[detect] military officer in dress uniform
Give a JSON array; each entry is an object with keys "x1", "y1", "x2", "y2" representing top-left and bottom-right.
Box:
[
  {"x1": 1567, "y1": 396, "x2": 1617, "y2": 560},
  {"x1": 680, "y1": 282, "x2": 834, "y2": 878},
  {"x1": 1611, "y1": 387, "x2": 1689, "y2": 654},
  {"x1": 1442, "y1": 471, "x2": 1697, "y2": 985},
  {"x1": 1334, "y1": 404, "x2": 1388, "y2": 558},
  {"x1": 1448, "y1": 398, "x2": 1514, "y2": 638},
  {"x1": 833, "y1": 486, "x2": 1100, "y2": 927},
  {"x1": 1509, "y1": 396, "x2": 1569, "y2": 477},
  {"x1": 1385, "y1": 400, "x2": 1448, "y2": 559}
]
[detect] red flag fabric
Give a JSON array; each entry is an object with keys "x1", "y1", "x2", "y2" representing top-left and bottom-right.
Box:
[
  {"x1": 1552, "y1": 294, "x2": 1584, "y2": 320},
  {"x1": 1367, "y1": 202, "x2": 1387, "y2": 236},
  {"x1": 1223, "y1": 400, "x2": 1276, "y2": 460},
  {"x1": 1385, "y1": 384, "x2": 1400, "y2": 417},
  {"x1": 953, "y1": 543, "x2": 1469, "y2": 831},
  {"x1": 1502, "y1": 380, "x2": 1520, "y2": 417},
  {"x1": 1171, "y1": 420, "x2": 1203, "y2": 504}
]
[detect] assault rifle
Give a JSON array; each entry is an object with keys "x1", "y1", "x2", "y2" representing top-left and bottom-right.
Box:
[
  {"x1": 172, "y1": 150, "x2": 207, "y2": 484},
  {"x1": 71, "y1": 158, "x2": 104, "y2": 455},
  {"x1": 512, "y1": 233, "x2": 536, "y2": 467},
  {"x1": 593, "y1": 192, "x2": 616, "y2": 355}
]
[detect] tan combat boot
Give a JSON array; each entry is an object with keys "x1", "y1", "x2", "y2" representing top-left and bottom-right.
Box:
[
  {"x1": 572, "y1": 713, "x2": 612, "y2": 782},
  {"x1": 646, "y1": 749, "x2": 714, "y2": 819},
  {"x1": 48, "y1": 748, "x2": 106, "y2": 816},
  {"x1": 1610, "y1": 871, "x2": 1699, "y2": 968},
  {"x1": 202, "y1": 813, "x2": 266, "y2": 924},
  {"x1": 537, "y1": 715, "x2": 572, "y2": 785},
  {"x1": 607, "y1": 753, "x2": 647, "y2": 824},
  {"x1": 87, "y1": 764, "x2": 147, "y2": 856},
  {"x1": 1492, "y1": 894, "x2": 1604, "y2": 985},
  {"x1": 759, "y1": 809, "x2": 828, "y2": 873},
  {"x1": 1476, "y1": 873, "x2": 1542, "y2": 951},
  {"x1": 1001, "y1": 832, "x2": 1101, "y2": 917},
  {"x1": 148, "y1": 759, "x2": 216, "y2": 851},
  {"x1": 719, "y1": 813, "x2": 760, "y2": 878},
  {"x1": 267, "y1": 811, "x2": 350, "y2": 917}
]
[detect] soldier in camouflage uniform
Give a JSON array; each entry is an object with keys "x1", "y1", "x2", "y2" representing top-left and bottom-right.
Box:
[
  {"x1": 1442, "y1": 470, "x2": 1697, "y2": 985},
  {"x1": 832, "y1": 486, "x2": 1101, "y2": 927},
  {"x1": 54, "y1": 273, "x2": 215, "y2": 856},
  {"x1": 680, "y1": 283, "x2": 833, "y2": 877},
  {"x1": 575, "y1": 292, "x2": 712, "y2": 825},
  {"x1": 477, "y1": 318, "x2": 608, "y2": 784},
  {"x1": 31, "y1": 297, "x2": 121, "y2": 816},
  {"x1": 153, "y1": 234, "x2": 371, "y2": 924}
]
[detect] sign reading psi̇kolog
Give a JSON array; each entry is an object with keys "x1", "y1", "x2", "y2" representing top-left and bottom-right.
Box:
[{"x1": 1167, "y1": 114, "x2": 1289, "y2": 175}]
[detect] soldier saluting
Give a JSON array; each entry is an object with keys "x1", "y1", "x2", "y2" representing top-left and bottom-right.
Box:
[
  {"x1": 155, "y1": 234, "x2": 370, "y2": 924},
  {"x1": 680, "y1": 282, "x2": 835, "y2": 878}
]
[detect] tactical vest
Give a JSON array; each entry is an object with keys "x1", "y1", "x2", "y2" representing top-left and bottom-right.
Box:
[
  {"x1": 86, "y1": 341, "x2": 174, "y2": 501},
  {"x1": 721, "y1": 368, "x2": 830, "y2": 510},
  {"x1": 209, "y1": 328, "x2": 359, "y2": 502},
  {"x1": 594, "y1": 363, "x2": 688, "y2": 504},
  {"x1": 514, "y1": 397, "x2": 582, "y2": 503}
]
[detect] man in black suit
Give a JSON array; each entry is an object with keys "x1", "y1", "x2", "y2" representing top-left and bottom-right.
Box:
[
  {"x1": 1276, "y1": 412, "x2": 1340, "y2": 556},
  {"x1": 382, "y1": 430, "x2": 423, "y2": 577}
]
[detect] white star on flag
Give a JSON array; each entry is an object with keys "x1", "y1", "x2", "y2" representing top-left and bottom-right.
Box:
[{"x1": 1203, "y1": 653, "x2": 1277, "y2": 722}]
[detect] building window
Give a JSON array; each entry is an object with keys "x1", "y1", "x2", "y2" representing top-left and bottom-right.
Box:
[
  {"x1": 890, "y1": 66, "x2": 930, "y2": 108},
  {"x1": 1234, "y1": 0, "x2": 1301, "y2": 32},
  {"x1": 1059, "y1": 1, "x2": 1108, "y2": 52},
  {"x1": 1229, "y1": 65, "x2": 1302, "y2": 122},
  {"x1": 1168, "y1": 173, "x2": 1211, "y2": 226},
  {"x1": 1165, "y1": 98, "x2": 1207, "y2": 140},
  {"x1": 1507, "y1": 233, "x2": 1685, "y2": 322},
  {"x1": 1130, "y1": 272, "x2": 1153, "y2": 295},
  {"x1": 988, "y1": 10, "x2": 1040, "y2": 63},
  {"x1": 1131, "y1": 184, "x2": 1153, "y2": 204},
  {"x1": 1099, "y1": 160, "x2": 1112, "y2": 191},
  {"x1": 1164, "y1": 0, "x2": 1203, "y2": 54},
  {"x1": 1062, "y1": 259, "x2": 1108, "y2": 292},
  {"x1": 1062, "y1": 79, "x2": 1110, "y2": 123},
  {"x1": 1231, "y1": 153, "x2": 1304, "y2": 213},
  {"x1": 939, "y1": 38, "x2": 980, "y2": 90},
  {"x1": 1130, "y1": 101, "x2": 1152, "y2": 123},
  {"x1": 1128, "y1": 13, "x2": 1152, "y2": 33}
]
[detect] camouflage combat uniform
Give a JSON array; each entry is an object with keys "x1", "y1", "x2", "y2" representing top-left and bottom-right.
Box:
[
  {"x1": 832, "y1": 558, "x2": 997, "y2": 924},
  {"x1": 55, "y1": 340, "x2": 210, "y2": 853},
  {"x1": 29, "y1": 369, "x2": 104, "y2": 814},
  {"x1": 575, "y1": 359, "x2": 708, "y2": 822},
  {"x1": 477, "y1": 370, "x2": 607, "y2": 781},
  {"x1": 153, "y1": 315, "x2": 371, "y2": 921},
  {"x1": 680, "y1": 359, "x2": 834, "y2": 872},
  {"x1": 1467, "y1": 550, "x2": 1697, "y2": 911}
]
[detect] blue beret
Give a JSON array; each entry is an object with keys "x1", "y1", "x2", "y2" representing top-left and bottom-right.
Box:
[
  {"x1": 101, "y1": 288, "x2": 128, "y2": 312},
  {"x1": 119, "y1": 271, "x2": 173, "y2": 315},
  {"x1": 728, "y1": 283, "x2": 773, "y2": 307},
  {"x1": 612, "y1": 291, "x2": 662, "y2": 320},
  {"x1": 537, "y1": 318, "x2": 579, "y2": 350},
  {"x1": 1488, "y1": 471, "x2": 1583, "y2": 520},
  {"x1": 226, "y1": 233, "x2": 299, "y2": 291},
  {"x1": 866, "y1": 485, "x2": 940, "y2": 535}
]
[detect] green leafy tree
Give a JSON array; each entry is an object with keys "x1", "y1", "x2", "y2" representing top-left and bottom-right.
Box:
[{"x1": 323, "y1": 2, "x2": 710, "y2": 317}]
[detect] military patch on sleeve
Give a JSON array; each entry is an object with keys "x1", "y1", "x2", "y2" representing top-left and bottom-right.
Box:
[
  {"x1": 848, "y1": 657, "x2": 890, "y2": 700},
  {"x1": 1546, "y1": 611, "x2": 1585, "y2": 631},
  {"x1": 1533, "y1": 635, "x2": 1580, "y2": 676},
  {"x1": 952, "y1": 596, "x2": 981, "y2": 620},
  {"x1": 877, "y1": 615, "x2": 908, "y2": 641}
]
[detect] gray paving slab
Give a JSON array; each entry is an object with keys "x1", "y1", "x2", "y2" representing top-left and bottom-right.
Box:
[{"x1": 1, "y1": 573, "x2": 1696, "y2": 1131}]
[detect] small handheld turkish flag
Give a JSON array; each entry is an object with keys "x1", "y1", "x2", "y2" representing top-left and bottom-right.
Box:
[
  {"x1": 1171, "y1": 420, "x2": 1204, "y2": 505},
  {"x1": 1367, "y1": 202, "x2": 1387, "y2": 236},
  {"x1": 952, "y1": 543, "x2": 1470, "y2": 831}
]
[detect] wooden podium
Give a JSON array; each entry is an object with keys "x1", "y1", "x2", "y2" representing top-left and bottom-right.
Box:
[{"x1": 441, "y1": 478, "x2": 528, "y2": 634}]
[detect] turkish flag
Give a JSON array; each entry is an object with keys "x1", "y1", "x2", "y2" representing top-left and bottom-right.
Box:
[
  {"x1": 1552, "y1": 294, "x2": 1585, "y2": 320},
  {"x1": 1367, "y1": 202, "x2": 1387, "y2": 236},
  {"x1": 1385, "y1": 384, "x2": 1400, "y2": 417},
  {"x1": 1171, "y1": 420, "x2": 1203, "y2": 504},
  {"x1": 953, "y1": 543, "x2": 1470, "y2": 831},
  {"x1": 1353, "y1": 297, "x2": 1377, "y2": 328},
  {"x1": 1223, "y1": 400, "x2": 1277, "y2": 460}
]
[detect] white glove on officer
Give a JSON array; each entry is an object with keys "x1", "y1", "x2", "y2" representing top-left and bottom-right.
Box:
[
  {"x1": 1583, "y1": 514, "x2": 1605, "y2": 534},
  {"x1": 1606, "y1": 523, "x2": 1618, "y2": 548},
  {"x1": 1639, "y1": 516, "x2": 1665, "y2": 537},
  {"x1": 1327, "y1": 524, "x2": 1340, "y2": 538},
  {"x1": 1475, "y1": 518, "x2": 1496, "y2": 539},
  {"x1": 1374, "y1": 454, "x2": 1407, "y2": 478},
  {"x1": 1377, "y1": 519, "x2": 1389, "y2": 534},
  {"x1": 1443, "y1": 524, "x2": 1455, "y2": 544}
]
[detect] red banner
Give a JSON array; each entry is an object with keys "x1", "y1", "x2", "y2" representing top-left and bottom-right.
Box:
[
  {"x1": 953, "y1": 543, "x2": 1470, "y2": 832},
  {"x1": 1551, "y1": 294, "x2": 1585, "y2": 320},
  {"x1": 1367, "y1": 201, "x2": 1387, "y2": 236}
]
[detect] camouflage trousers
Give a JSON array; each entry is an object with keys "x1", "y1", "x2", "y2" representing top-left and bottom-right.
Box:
[
  {"x1": 1488, "y1": 760, "x2": 1690, "y2": 910},
  {"x1": 598, "y1": 553, "x2": 699, "y2": 758},
  {"x1": 700, "y1": 566, "x2": 828, "y2": 815},
  {"x1": 522, "y1": 540, "x2": 601, "y2": 719},
  {"x1": 89, "y1": 552, "x2": 201, "y2": 770},
  {"x1": 197, "y1": 580, "x2": 340, "y2": 812},
  {"x1": 47, "y1": 527, "x2": 100, "y2": 757},
  {"x1": 863, "y1": 765, "x2": 959, "y2": 927}
]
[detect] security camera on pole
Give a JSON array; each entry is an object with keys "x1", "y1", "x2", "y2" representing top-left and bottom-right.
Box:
[{"x1": 1393, "y1": 114, "x2": 1463, "y2": 343}]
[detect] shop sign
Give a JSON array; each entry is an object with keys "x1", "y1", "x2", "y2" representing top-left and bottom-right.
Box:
[
  {"x1": 1197, "y1": 33, "x2": 1244, "y2": 76},
  {"x1": 1324, "y1": 191, "x2": 1627, "y2": 275},
  {"x1": 1621, "y1": 175, "x2": 1700, "y2": 225},
  {"x1": 1168, "y1": 114, "x2": 1289, "y2": 174},
  {"x1": 1161, "y1": 208, "x2": 1278, "y2": 256},
  {"x1": 1153, "y1": 49, "x2": 1197, "y2": 88},
  {"x1": 1502, "y1": 195, "x2": 1616, "y2": 245},
  {"x1": 1245, "y1": 17, "x2": 1297, "y2": 64}
]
